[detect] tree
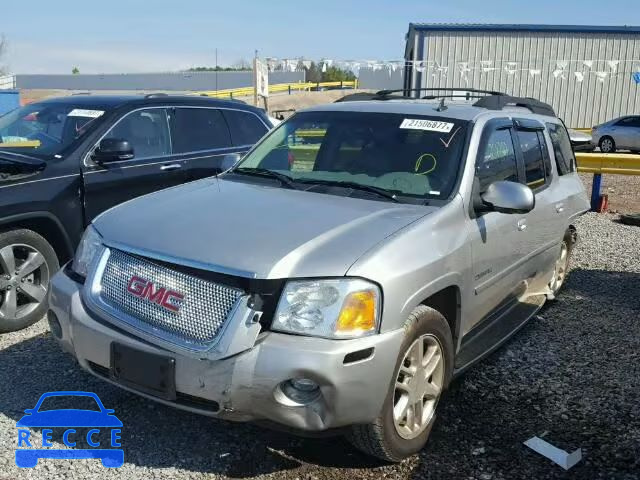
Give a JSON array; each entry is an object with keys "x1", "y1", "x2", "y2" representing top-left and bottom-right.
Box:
[
  {"x1": 305, "y1": 61, "x2": 322, "y2": 83},
  {"x1": 302, "y1": 61, "x2": 355, "y2": 83},
  {"x1": 72, "y1": 66, "x2": 80, "y2": 75}
]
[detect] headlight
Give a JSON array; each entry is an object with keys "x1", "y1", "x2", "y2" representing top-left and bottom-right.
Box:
[
  {"x1": 71, "y1": 225, "x2": 103, "y2": 278},
  {"x1": 272, "y1": 279, "x2": 381, "y2": 339}
]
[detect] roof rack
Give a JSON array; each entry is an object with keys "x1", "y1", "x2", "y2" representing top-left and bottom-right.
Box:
[
  {"x1": 376, "y1": 87, "x2": 505, "y2": 97},
  {"x1": 336, "y1": 87, "x2": 556, "y2": 116},
  {"x1": 473, "y1": 95, "x2": 556, "y2": 116}
]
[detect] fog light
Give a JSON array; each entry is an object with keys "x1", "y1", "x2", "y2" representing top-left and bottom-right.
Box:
[
  {"x1": 47, "y1": 310, "x2": 62, "y2": 339},
  {"x1": 280, "y1": 378, "x2": 320, "y2": 405}
]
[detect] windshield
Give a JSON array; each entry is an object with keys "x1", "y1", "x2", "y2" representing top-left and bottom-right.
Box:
[
  {"x1": 0, "y1": 102, "x2": 109, "y2": 157},
  {"x1": 235, "y1": 111, "x2": 469, "y2": 201}
]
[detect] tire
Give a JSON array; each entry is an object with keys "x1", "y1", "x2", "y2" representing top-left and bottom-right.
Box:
[
  {"x1": 547, "y1": 229, "x2": 575, "y2": 300},
  {"x1": 599, "y1": 136, "x2": 616, "y2": 153},
  {"x1": 346, "y1": 305, "x2": 454, "y2": 462},
  {"x1": 0, "y1": 229, "x2": 59, "y2": 333}
]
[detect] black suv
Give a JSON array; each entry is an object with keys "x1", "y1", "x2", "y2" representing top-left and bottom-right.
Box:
[{"x1": 0, "y1": 94, "x2": 271, "y2": 332}]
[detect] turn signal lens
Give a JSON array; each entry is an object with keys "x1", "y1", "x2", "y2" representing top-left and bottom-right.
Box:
[{"x1": 336, "y1": 290, "x2": 377, "y2": 336}]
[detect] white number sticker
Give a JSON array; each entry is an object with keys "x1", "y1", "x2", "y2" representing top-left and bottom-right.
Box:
[
  {"x1": 68, "y1": 109, "x2": 105, "y2": 118},
  {"x1": 399, "y1": 119, "x2": 454, "y2": 133}
]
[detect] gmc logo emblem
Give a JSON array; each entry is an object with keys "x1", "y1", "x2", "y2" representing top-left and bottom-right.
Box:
[{"x1": 126, "y1": 275, "x2": 185, "y2": 313}]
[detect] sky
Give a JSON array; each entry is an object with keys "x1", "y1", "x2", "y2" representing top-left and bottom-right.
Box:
[{"x1": 2, "y1": 0, "x2": 640, "y2": 74}]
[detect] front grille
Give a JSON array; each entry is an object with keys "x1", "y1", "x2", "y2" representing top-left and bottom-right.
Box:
[{"x1": 98, "y1": 248, "x2": 243, "y2": 346}]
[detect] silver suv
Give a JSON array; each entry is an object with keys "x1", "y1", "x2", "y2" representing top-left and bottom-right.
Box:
[{"x1": 48, "y1": 89, "x2": 589, "y2": 462}]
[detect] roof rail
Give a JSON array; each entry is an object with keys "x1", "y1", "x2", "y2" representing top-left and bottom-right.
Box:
[
  {"x1": 144, "y1": 93, "x2": 169, "y2": 98},
  {"x1": 376, "y1": 87, "x2": 506, "y2": 97},
  {"x1": 336, "y1": 88, "x2": 557, "y2": 116},
  {"x1": 473, "y1": 95, "x2": 556, "y2": 116}
]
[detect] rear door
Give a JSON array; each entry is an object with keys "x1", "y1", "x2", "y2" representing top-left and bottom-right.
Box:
[
  {"x1": 81, "y1": 107, "x2": 187, "y2": 222},
  {"x1": 170, "y1": 107, "x2": 268, "y2": 182}
]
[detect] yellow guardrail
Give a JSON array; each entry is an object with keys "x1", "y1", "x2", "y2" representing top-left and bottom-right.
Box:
[
  {"x1": 576, "y1": 152, "x2": 640, "y2": 176},
  {"x1": 197, "y1": 81, "x2": 357, "y2": 99}
]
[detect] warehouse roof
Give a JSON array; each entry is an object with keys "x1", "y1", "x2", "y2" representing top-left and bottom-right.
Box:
[{"x1": 408, "y1": 23, "x2": 640, "y2": 34}]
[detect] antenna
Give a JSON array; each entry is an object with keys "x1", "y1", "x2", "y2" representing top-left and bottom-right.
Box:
[{"x1": 436, "y1": 98, "x2": 447, "y2": 112}]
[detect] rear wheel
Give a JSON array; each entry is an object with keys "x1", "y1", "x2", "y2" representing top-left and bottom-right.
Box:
[
  {"x1": 0, "y1": 229, "x2": 59, "y2": 333},
  {"x1": 599, "y1": 136, "x2": 616, "y2": 153},
  {"x1": 346, "y1": 305, "x2": 453, "y2": 462}
]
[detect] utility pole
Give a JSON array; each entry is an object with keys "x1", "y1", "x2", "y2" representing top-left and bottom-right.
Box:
[
  {"x1": 215, "y1": 48, "x2": 218, "y2": 92},
  {"x1": 253, "y1": 49, "x2": 258, "y2": 107}
]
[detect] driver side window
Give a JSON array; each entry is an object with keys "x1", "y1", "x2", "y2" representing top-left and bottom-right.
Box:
[
  {"x1": 476, "y1": 126, "x2": 518, "y2": 193},
  {"x1": 104, "y1": 109, "x2": 171, "y2": 160}
]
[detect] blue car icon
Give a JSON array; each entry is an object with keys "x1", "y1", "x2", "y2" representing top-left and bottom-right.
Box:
[{"x1": 16, "y1": 391, "x2": 123, "y2": 468}]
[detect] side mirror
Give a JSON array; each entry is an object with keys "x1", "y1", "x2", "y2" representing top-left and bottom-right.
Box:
[
  {"x1": 479, "y1": 181, "x2": 535, "y2": 214},
  {"x1": 92, "y1": 138, "x2": 134, "y2": 163},
  {"x1": 221, "y1": 153, "x2": 241, "y2": 171}
]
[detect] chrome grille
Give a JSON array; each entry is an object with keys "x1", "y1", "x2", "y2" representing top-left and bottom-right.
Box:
[{"x1": 99, "y1": 248, "x2": 243, "y2": 346}]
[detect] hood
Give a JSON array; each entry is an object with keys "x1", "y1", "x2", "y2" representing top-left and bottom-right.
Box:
[{"x1": 94, "y1": 178, "x2": 436, "y2": 279}]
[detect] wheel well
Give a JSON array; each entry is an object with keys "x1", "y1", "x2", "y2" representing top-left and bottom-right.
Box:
[
  {"x1": 0, "y1": 217, "x2": 73, "y2": 264},
  {"x1": 421, "y1": 286, "x2": 460, "y2": 345}
]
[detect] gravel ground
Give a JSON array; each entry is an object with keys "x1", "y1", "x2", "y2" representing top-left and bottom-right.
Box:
[
  {"x1": 0, "y1": 213, "x2": 638, "y2": 480},
  {"x1": 579, "y1": 173, "x2": 640, "y2": 214}
]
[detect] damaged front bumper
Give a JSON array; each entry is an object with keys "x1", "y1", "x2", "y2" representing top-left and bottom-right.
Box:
[{"x1": 48, "y1": 268, "x2": 404, "y2": 431}]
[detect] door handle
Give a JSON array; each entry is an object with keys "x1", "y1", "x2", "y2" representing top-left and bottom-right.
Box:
[
  {"x1": 555, "y1": 203, "x2": 565, "y2": 213},
  {"x1": 160, "y1": 163, "x2": 182, "y2": 171},
  {"x1": 517, "y1": 219, "x2": 527, "y2": 231}
]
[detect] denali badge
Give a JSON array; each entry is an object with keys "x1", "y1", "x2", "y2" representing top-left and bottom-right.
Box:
[{"x1": 126, "y1": 276, "x2": 184, "y2": 313}]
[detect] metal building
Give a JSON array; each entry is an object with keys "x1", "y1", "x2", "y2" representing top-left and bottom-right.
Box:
[{"x1": 404, "y1": 24, "x2": 640, "y2": 127}]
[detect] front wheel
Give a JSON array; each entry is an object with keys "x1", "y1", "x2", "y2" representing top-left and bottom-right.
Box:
[
  {"x1": 599, "y1": 136, "x2": 616, "y2": 153},
  {"x1": 0, "y1": 229, "x2": 59, "y2": 333},
  {"x1": 346, "y1": 305, "x2": 454, "y2": 462},
  {"x1": 548, "y1": 230, "x2": 575, "y2": 300}
]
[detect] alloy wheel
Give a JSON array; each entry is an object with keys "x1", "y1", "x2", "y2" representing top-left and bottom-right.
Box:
[
  {"x1": 549, "y1": 241, "x2": 569, "y2": 294},
  {"x1": 600, "y1": 138, "x2": 613, "y2": 153},
  {"x1": 0, "y1": 244, "x2": 49, "y2": 321},
  {"x1": 393, "y1": 334, "x2": 445, "y2": 440}
]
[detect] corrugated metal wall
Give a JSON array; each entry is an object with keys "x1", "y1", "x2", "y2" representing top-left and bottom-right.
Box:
[
  {"x1": 408, "y1": 30, "x2": 640, "y2": 127},
  {"x1": 358, "y1": 67, "x2": 404, "y2": 90},
  {"x1": 15, "y1": 71, "x2": 305, "y2": 92}
]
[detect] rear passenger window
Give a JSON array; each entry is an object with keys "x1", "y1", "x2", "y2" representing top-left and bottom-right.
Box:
[
  {"x1": 223, "y1": 110, "x2": 268, "y2": 146},
  {"x1": 546, "y1": 123, "x2": 575, "y2": 175},
  {"x1": 476, "y1": 127, "x2": 518, "y2": 193},
  {"x1": 516, "y1": 130, "x2": 546, "y2": 189},
  {"x1": 171, "y1": 108, "x2": 231, "y2": 154}
]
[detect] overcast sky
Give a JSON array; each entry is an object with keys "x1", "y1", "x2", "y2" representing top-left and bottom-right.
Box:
[{"x1": 3, "y1": 0, "x2": 640, "y2": 74}]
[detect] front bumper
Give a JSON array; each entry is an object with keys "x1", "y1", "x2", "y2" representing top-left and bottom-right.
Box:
[{"x1": 49, "y1": 269, "x2": 404, "y2": 431}]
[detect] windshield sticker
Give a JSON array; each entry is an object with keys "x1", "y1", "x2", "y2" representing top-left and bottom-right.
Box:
[
  {"x1": 0, "y1": 138, "x2": 41, "y2": 148},
  {"x1": 400, "y1": 119, "x2": 454, "y2": 133},
  {"x1": 67, "y1": 109, "x2": 105, "y2": 118}
]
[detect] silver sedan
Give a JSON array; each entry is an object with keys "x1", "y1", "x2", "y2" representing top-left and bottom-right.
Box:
[{"x1": 591, "y1": 115, "x2": 640, "y2": 153}]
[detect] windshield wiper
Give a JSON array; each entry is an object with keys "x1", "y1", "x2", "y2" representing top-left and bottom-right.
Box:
[
  {"x1": 232, "y1": 167, "x2": 298, "y2": 189},
  {"x1": 296, "y1": 178, "x2": 399, "y2": 202}
]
